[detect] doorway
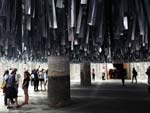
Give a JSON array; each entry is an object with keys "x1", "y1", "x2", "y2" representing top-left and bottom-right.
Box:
[
  {"x1": 107, "y1": 63, "x2": 128, "y2": 79},
  {"x1": 113, "y1": 64, "x2": 123, "y2": 79}
]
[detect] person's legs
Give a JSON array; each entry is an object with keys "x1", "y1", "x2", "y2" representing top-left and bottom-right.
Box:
[
  {"x1": 6, "y1": 87, "x2": 11, "y2": 108},
  {"x1": 44, "y1": 81, "x2": 46, "y2": 90},
  {"x1": 148, "y1": 85, "x2": 150, "y2": 94},
  {"x1": 22, "y1": 88, "x2": 29, "y2": 105},
  {"x1": 133, "y1": 76, "x2": 136, "y2": 83},
  {"x1": 40, "y1": 79, "x2": 42, "y2": 90},
  {"x1": 7, "y1": 98, "x2": 11, "y2": 108},
  {"x1": 44, "y1": 80, "x2": 48, "y2": 90},
  {"x1": 13, "y1": 87, "x2": 19, "y2": 107},
  {"x1": 23, "y1": 88, "x2": 29, "y2": 104},
  {"x1": 10, "y1": 97, "x2": 14, "y2": 104},
  {"x1": 37, "y1": 80, "x2": 39, "y2": 91},
  {"x1": 92, "y1": 74, "x2": 95, "y2": 81},
  {"x1": 15, "y1": 97, "x2": 19, "y2": 106},
  {"x1": 26, "y1": 90, "x2": 29, "y2": 103},
  {"x1": 31, "y1": 79, "x2": 34, "y2": 86},
  {"x1": 132, "y1": 76, "x2": 134, "y2": 83},
  {"x1": 4, "y1": 94, "x2": 7, "y2": 105},
  {"x1": 122, "y1": 77, "x2": 125, "y2": 86},
  {"x1": 135, "y1": 76, "x2": 137, "y2": 84},
  {"x1": 42, "y1": 79, "x2": 44, "y2": 90},
  {"x1": 34, "y1": 80, "x2": 37, "y2": 91}
]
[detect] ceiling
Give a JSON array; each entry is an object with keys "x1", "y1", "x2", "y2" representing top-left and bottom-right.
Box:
[{"x1": 0, "y1": 0, "x2": 150, "y2": 63}]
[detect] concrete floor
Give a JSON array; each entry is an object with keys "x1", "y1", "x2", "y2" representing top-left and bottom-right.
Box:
[{"x1": 0, "y1": 80, "x2": 150, "y2": 113}]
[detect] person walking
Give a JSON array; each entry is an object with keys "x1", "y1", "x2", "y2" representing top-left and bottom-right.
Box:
[
  {"x1": 132, "y1": 67, "x2": 138, "y2": 84},
  {"x1": 120, "y1": 68, "x2": 127, "y2": 86}
]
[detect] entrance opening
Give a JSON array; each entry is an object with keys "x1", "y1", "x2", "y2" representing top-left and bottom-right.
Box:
[
  {"x1": 113, "y1": 64, "x2": 123, "y2": 79},
  {"x1": 108, "y1": 64, "x2": 124, "y2": 79}
]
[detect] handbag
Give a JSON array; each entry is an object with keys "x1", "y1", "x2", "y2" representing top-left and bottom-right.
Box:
[{"x1": 0, "y1": 80, "x2": 6, "y2": 89}]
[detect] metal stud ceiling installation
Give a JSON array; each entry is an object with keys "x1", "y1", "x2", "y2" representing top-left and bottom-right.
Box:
[{"x1": 0, "y1": 0, "x2": 150, "y2": 63}]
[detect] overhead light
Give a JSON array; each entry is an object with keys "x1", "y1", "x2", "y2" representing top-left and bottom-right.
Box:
[
  {"x1": 24, "y1": 46, "x2": 27, "y2": 51},
  {"x1": 84, "y1": 47, "x2": 87, "y2": 52},
  {"x1": 123, "y1": 16, "x2": 128, "y2": 30},
  {"x1": 120, "y1": 33, "x2": 124, "y2": 36},
  {"x1": 74, "y1": 39, "x2": 78, "y2": 45},
  {"x1": 99, "y1": 47, "x2": 102, "y2": 53}
]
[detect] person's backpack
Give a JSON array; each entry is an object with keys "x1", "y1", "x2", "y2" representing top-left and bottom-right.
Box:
[{"x1": 7, "y1": 75, "x2": 15, "y2": 87}]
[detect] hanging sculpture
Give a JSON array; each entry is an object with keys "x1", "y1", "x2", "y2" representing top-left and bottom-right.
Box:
[{"x1": 0, "y1": 0, "x2": 150, "y2": 63}]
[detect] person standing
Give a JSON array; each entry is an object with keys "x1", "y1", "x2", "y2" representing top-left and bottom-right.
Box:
[
  {"x1": 14, "y1": 69, "x2": 20, "y2": 95},
  {"x1": 146, "y1": 66, "x2": 150, "y2": 93},
  {"x1": 120, "y1": 68, "x2": 127, "y2": 86},
  {"x1": 132, "y1": 67, "x2": 138, "y2": 84},
  {"x1": 6, "y1": 69, "x2": 19, "y2": 109},
  {"x1": 22, "y1": 71, "x2": 30, "y2": 105},
  {"x1": 3, "y1": 70, "x2": 9, "y2": 106},
  {"x1": 92, "y1": 68, "x2": 95, "y2": 81},
  {"x1": 38, "y1": 69, "x2": 44, "y2": 90},
  {"x1": 44, "y1": 70, "x2": 48, "y2": 90},
  {"x1": 34, "y1": 69, "x2": 39, "y2": 91},
  {"x1": 102, "y1": 67, "x2": 105, "y2": 80},
  {"x1": 30, "y1": 70, "x2": 35, "y2": 86}
]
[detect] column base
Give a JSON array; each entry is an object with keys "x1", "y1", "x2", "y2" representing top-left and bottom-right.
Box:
[
  {"x1": 49, "y1": 100, "x2": 71, "y2": 108},
  {"x1": 48, "y1": 76, "x2": 71, "y2": 108}
]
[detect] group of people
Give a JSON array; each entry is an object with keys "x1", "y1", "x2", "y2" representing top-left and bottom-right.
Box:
[
  {"x1": 91, "y1": 68, "x2": 105, "y2": 81},
  {"x1": 30, "y1": 68, "x2": 48, "y2": 91},
  {"x1": 92, "y1": 66, "x2": 150, "y2": 92},
  {"x1": 1, "y1": 69, "x2": 29, "y2": 109},
  {"x1": 122, "y1": 67, "x2": 150, "y2": 90},
  {"x1": 120, "y1": 67, "x2": 140, "y2": 86},
  {"x1": 1, "y1": 67, "x2": 48, "y2": 109},
  {"x1": 107, "y1": 67, "x2": 138, "y2": 86}
]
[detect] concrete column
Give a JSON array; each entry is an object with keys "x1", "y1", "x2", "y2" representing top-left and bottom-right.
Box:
[
  {"x1": 48, "y1": 56, "x2": 70, "y2": 107},
  {"x1": 80, "y1": 63, "x2": 91, "y2": 86}
]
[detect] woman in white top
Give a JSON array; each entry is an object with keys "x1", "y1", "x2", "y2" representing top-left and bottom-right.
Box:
[
  {"x1": 38, "y1": 69, "x2": 44, "y2": 90},
  {"x1": 44, "y1": 70, "x2": 48, "y2": 90}
]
